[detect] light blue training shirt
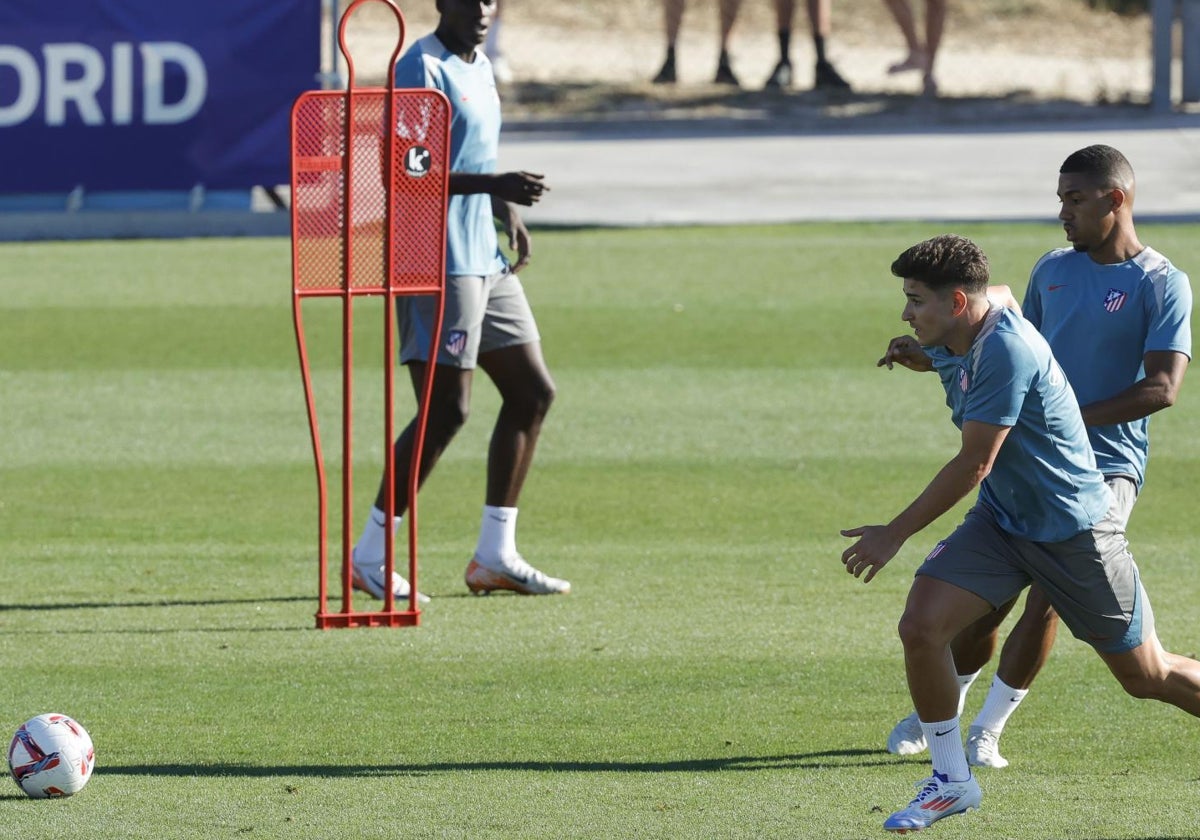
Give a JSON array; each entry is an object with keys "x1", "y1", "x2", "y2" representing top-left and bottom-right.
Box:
[
  {"x1": 1022, "y1": 247, "x2": 1193, "y2": 488},
  {"x1": 928, "y1": 306, "x2": 1113, "y2": 542},
  {"x1": 395, "y1": 34, "x2": 505, "y2": 277}
]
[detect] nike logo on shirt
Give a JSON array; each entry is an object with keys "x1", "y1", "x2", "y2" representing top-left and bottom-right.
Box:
[{"x1": 1048, "y1": 284, "x2": 1068, "y2": 291}]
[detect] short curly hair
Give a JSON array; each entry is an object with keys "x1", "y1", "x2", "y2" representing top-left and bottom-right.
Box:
[
  {"x1": 1060, "y1": 144, "x2": 1134, "y2": 192},
  {"x1": 890, "y1": 234, "x2": 990, "y2": 295}
]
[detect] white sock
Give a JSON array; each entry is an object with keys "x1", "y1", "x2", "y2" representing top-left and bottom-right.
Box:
[
  {"x1": 476, "y1": 505, "x2": 518, "y2": 567},
  {"x1": 353, "y1": 506, "x2": 401, "y2": 566},
  {"x1": 920, "y1": 716, "x2": 970, "y2": 782},
  {"x1": 956, "y1": 670, "x2": 981, "y2": 716},
  {"x1": 971, "y1": 675, "x2": 1029, "y2": 734}
]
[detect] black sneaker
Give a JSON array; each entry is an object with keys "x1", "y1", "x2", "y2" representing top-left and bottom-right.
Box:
[
  {"x1": 652, "y1": 53, "x2": 676, "y2": 84},
  {"x1": 814, "y1": 59, "x2": 851, "y2": 91},
  {"x1": 764, "y1": 60, "x2": 793, "y2": 90},
  {"x1": 713, "y1": 51, "x2": 740, "y2": 86}
]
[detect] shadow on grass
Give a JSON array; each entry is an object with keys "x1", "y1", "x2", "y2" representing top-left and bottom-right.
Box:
[
  {"x1": 0, "y1": 595, "x2": 317, "y2": 633},
  {"x1": 99, "y1": 749, "x2": 902, "y2": 777},
  {"x1": 0, "y1": 595, "x2": 311, "y2": 612}
]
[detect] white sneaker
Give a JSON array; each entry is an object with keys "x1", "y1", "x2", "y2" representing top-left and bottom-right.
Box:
[
  {"x1": 351, "y1": 557, "x2": 430, "y2": 604},
  {"x1": 887, "y1": 712, "x2": 928, "y2": 756},
  {"x1": 464, "y1": 555, "x2": 570, "y2": 596},
  {"x1": 883, "y1": 771, "x2": 981, "y2": 833},
  {"x1": 965, "y1": 726, "x2": 1008, "y2": 768}
]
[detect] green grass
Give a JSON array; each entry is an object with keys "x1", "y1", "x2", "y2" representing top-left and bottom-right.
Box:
[{"x1": 1, "y1": 223, "x2": 1198, "y2": 839}]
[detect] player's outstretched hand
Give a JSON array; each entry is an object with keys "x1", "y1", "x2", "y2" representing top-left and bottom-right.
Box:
[
  {"x1": 493, "y1": 171, "x2": 548, "y2": 207},
  {"x1": 839, "y1": 525, "x2": 903, "y2": 583},
  {"x1": 877, "y1": 335, "x2": 933, "y2": 371}
]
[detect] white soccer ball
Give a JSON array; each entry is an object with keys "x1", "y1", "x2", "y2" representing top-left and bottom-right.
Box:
[{"x1": 8, "y1": 713, "x2": 95, "y2": 799}]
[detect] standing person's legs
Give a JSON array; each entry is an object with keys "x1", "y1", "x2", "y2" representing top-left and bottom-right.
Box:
[
  {"x1": 653, "y1": 0, "x2": 687, "y2": 83},
  {"x1": 804, "y1": 0, "x2": 850, "y2": 89},
  {"x1": 477, "y1": 341, "x2": 555, "y2": 509},
  {"x1": 351, "y1": 274, "x2": 489, "y2": 601},
  {"x1": 714, "y1": 0, "x2": 742, "y2": 85},
  {"x1": 463, "y1": 269, "x2": 569, "y2": 596},
  {"x1": 881, "y1": 0, "x2": 924, "y2": 74},
  {"x1": 764, "y1": 0, "x2": 795, "y2": 87},
  {"x1": 350, "y1": 363, "x2": 474, "y2": 602},
  {"x1": 922, "y1": 0, "x2": 947, "y2": 95}
]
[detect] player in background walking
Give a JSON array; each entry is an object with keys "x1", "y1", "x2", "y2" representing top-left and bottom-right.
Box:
[
  {"x1": 885, "y1": 144, "x2": 1192, "y2": 768},
  {"x1": 846, "y1": 233, "x2": 1200, "y2": 833},
  {"x1": 351, "y1": 0, "x2": 570, "y2": 600}
]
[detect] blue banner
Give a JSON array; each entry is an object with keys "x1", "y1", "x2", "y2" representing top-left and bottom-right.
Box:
[{"x1": 0, "y1": 0, "x2": 321, "y2": 192}]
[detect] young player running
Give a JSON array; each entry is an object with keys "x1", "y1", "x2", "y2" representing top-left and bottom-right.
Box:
[
  {"x1": 885, "y1": 145, "x2": 1192, "y2": 768},
  {"x1": 844, "y1": 234, "x2": 1200, "y2": 833}
]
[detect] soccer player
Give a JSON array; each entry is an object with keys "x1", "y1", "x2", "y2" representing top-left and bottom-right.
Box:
[
  {"x1": 350, "y1": 0, "x2": 570, "y2": 600},
  {"x1": 842, "y1": 234, "x2": 1200, "y2": 833},
  {"x1": 885, "y1": 145, "x2": 1192, "y2": 767}
]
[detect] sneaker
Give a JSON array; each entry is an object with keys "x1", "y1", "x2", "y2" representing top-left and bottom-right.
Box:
[
  {"x1": 464, "y1": 556, "x2": 571, "y2": 596},
  {"x1": 652, "y1": 54, "x2": 676, "y2": 85},
  {"x1": 814, "y1": 59, "x2": 851, "y2": 91},
  {"x1": 764, "y1": 60, "x2": 793, "y2": 90},
  {"x1": 351, "y1": 560, "x2": 430, "y2": 604},
  {"x1": 713, "y1": 51, "x2": 740, "y2": 87},
  {"x1": 887, "y1": 712, "x2": 928, "y2": 756},
  {"x1": 965, "y1": 726, "x2": 1009, "y2": 768},
  {"x1": 883, "y1": 772, "x2": 981, "y2": 833}
]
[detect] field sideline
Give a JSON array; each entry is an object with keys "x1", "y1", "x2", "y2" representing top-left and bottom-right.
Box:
[{"x1": 1, "y1": 223, "x2": 1198, "y2": 839}]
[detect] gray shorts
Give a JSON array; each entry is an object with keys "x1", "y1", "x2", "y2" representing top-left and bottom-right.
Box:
[
  {"x1": 399, "y1": 267, "x2": 540, "y2": 369},
  {"x1": 916, "y1": 477, "x2": 1152, "y2": 653}
]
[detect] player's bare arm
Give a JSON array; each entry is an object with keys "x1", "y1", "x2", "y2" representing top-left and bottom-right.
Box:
[
  {"x1": 986, "y1": 284, "x2": 1022, "y2": 313},
  {"x1": 878, "y1": 335, "x2": 934, "y2": 371},
  {"x1": 448, "y1": 171, "x2": 548, "y2": 206},
  {"x1": 1079, "y1": 350, "x2": 1189, "y2": 426},
  {"x1": 491, "y1": 194, "x2": 534, "y2": 273},
  {"x1": 840, "y1": 420, "x2": 1010, "y2": 583}
]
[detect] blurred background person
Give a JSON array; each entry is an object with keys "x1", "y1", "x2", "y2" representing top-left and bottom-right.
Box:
[
  {"x1": 880, "y1": 0, "x2": 945, "y2": 96},
  {"x1": 652, "y1": 0, "x2": 850, "y2": 90}
]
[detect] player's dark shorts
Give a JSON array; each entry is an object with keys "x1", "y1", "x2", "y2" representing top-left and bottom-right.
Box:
[
  {"x1": 399, "y1": 267, "x2": 540, "y2": 369},
  {"x1": 916, "y1": 477, "x2": 1151, "y2": 654}
]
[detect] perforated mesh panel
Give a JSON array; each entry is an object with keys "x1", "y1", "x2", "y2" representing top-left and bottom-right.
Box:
[{"x1": 291, "y1": 89, "x2": 449, "y2": 294}]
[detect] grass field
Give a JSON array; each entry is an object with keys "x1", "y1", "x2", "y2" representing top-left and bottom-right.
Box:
[{"x1": 2, "y1": 223, "x2": 1198, "y2": 839}]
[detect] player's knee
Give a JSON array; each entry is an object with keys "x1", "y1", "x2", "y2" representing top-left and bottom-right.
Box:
[
  {"x1": 429, "y1": 392, "x2": 471, "y2": 435},
  {"x1": 509, "y1": 376, "x2": 555, "y2": 422},
  {"x1": 531, "y1": 377, "x2": 556, "y2": 418},
  {"x1": 897, "y1": 610, "x2": 945, "y2": 651}
]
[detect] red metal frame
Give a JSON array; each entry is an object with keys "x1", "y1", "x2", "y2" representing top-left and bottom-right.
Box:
[{"x1": 290, "y1": 0, "x2": 449, "y2": 628}]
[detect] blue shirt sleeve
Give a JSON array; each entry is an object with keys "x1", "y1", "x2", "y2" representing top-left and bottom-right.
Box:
[{"x1": 962, "y1": 330, "x2": 1031, "y2": 428}]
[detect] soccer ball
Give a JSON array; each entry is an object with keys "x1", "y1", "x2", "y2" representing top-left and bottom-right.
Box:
[{"x1": 8, "y1": 713, "x2": 95, "y2": 799}]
